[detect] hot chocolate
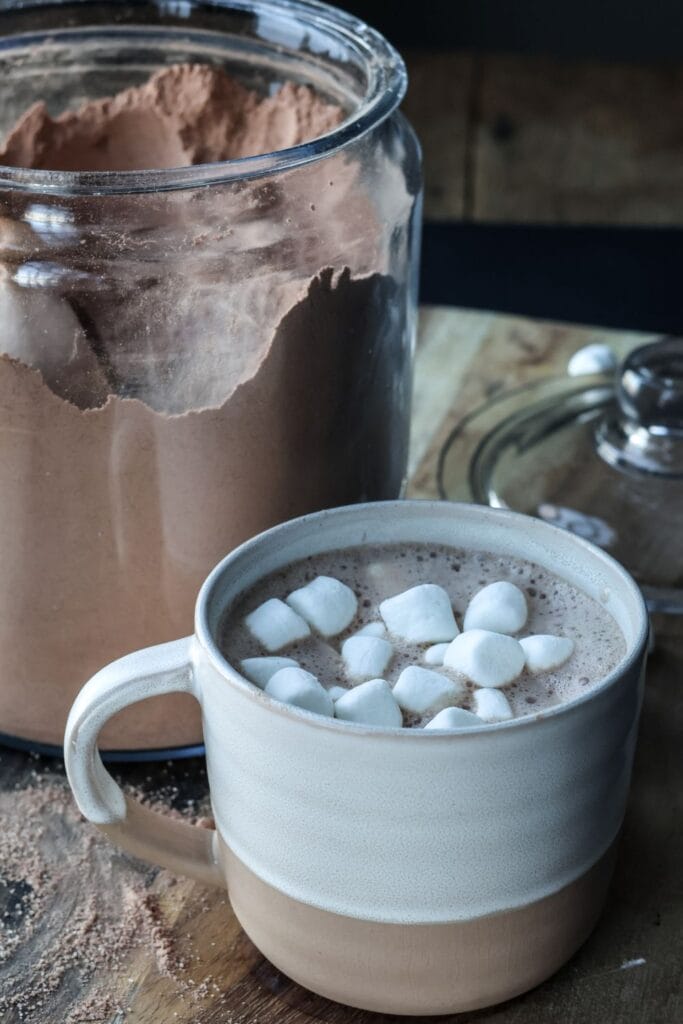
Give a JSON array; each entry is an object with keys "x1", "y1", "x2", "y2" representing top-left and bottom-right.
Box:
[
  {"x1": 220, "y1": 541, "x2": 626, "y2": 726},
  {"x1": 64, "y1": 499, "x2": 648, "y2": 1015}
]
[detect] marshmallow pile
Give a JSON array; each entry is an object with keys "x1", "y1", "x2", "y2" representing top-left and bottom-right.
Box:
[{"x1": 240, "y1": 572, "x2": 575, "y2": 731}]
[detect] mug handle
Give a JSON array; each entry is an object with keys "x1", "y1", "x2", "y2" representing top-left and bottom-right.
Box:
[{"x1": 64, "y1": 636, "x2": 224, "y2": 888}]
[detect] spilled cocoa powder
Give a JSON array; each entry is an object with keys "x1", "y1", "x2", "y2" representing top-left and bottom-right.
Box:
[
  {"x1": 0, "y1": 762, "x2": 224, "y2": 1023},
  {"x1": 0, "y1": 65, "x2": 412, "y2": 750}
]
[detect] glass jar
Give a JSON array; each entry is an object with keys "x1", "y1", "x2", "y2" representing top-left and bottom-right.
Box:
[{"x1": 0, "y1": 0, "x2": 422, "y2": 753}]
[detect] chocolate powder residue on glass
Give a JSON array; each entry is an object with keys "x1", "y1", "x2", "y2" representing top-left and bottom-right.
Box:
[{"x1": 0, "y1": 65, "x2": 412, "y2": 748}]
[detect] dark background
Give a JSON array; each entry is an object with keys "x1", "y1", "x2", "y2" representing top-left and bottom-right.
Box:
[
  {"x1": 344, "y1": 1, "x2": 683, "y2": 332},
  {"x1": 346, "y1": 0, "x2": 683, "y2": 60}
]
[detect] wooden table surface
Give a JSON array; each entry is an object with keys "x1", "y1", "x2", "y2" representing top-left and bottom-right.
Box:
[{"x1": 0, "y1": 306, "x2": 680, "y2": 1024}]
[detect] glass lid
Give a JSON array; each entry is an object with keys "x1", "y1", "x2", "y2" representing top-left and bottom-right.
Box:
[{"x1": 438, "y1": 336, "x2": 683, "y2": 614}]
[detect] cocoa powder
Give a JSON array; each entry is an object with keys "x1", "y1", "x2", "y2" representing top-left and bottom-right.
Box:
[
  {"x1": 0, "y1": 765, "x2": 212, "y2": 1022},
  {"x1": 0, "y1": 63, "x2": 344, "y2": 171}
]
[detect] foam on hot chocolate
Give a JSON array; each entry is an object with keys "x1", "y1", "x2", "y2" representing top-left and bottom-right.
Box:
[{"x1": 220, "y1": 542, "x2": 626, "y2": 726}]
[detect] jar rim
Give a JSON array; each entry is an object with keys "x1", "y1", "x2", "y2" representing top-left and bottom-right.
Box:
[{"x1": 0, "y1": 0, "x2": 407, "y2": 196}]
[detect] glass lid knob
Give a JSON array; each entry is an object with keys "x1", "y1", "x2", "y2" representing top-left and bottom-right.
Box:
[
  {"x1": 596, "y1": 336, "x2": 683, "y2": 477},
  {"x1": 618, "y1": 336, "x2": 683, "y2": 433}
]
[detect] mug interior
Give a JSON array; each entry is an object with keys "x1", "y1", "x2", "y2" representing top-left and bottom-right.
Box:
[{"x1": 196, "y1": 500, "x2": 648, "y2": 731}]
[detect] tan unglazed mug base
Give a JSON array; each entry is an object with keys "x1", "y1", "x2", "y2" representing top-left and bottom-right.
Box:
[{"x1": 219, "y1": 837, "x2": 618, "y2": 1016}]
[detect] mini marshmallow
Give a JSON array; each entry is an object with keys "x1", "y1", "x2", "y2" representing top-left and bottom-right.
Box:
[
  {"x1": 341, "y1": 635, "x2": 393, "y2": 682},
  {"x1": 567, "y1": 343, "x2": 617, "y2": 377},
  {"x1": 520, "y1": 634, "x2": 574, "y2": 674},
  {"x1": 472, "y1": 687, "x2": 513, "y2": 723},
  {"x1": 240, "y1": 656, "x2": 299, "y2": 688},
  {"x1": 354, "y1": 621, "x2": 386, "y2": 638},
  {"x1": 393, "y1": 665, "x2": 466, "y2": 716},
  {"x1": 286, "y1": 576, "x2": 357, "y2": 637},
  {"x1": 463, "y1": 581, "x2": 528, "y2": 635},
  {"x1": 380, "y1": 584, "x2": 459, "y2": 644},
  {"x1": 425, "y1": 707, "x2": 482, "y2": 730},
  {"x1": 334, "y1": 679, "x2": 403, "y2": 728},
  {"x1": 423, "y1": 643, "x2": 449, "y2": 666},
  {"x1": 245, "y1": 598, "x2": 310, "y2": 652},
  {"x1": 328, "y1": 685, "x2": 348, "y2": 702},
  {"x1": 265, "y1": 667, "x2": 333, "y2": 717},
  {"x1": 444, "y1": 630, "x2": 525, "y2": 688}
]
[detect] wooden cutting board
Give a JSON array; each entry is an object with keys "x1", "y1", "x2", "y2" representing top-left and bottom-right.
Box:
[{"x1": 1, "y1": 307, "x2": 680, "y2": 1024}]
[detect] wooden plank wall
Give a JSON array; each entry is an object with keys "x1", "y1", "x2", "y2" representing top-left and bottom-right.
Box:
[{"x1": 403, "y1": 53, "x2": 683, "y2": 225}]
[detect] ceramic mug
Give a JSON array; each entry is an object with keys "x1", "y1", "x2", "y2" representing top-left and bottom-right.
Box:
[{"x1": 64, "y1": 501, "x2": 649, "y2": 1015}]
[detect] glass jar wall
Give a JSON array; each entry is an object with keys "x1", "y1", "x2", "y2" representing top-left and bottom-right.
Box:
[{"x1": 0, "y1": 0, "x2": 422, "y2": 751}]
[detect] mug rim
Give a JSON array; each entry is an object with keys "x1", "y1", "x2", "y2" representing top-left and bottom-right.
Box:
[{"x1": 194, "y1": 500, "x2": 649, "y2": 738}]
